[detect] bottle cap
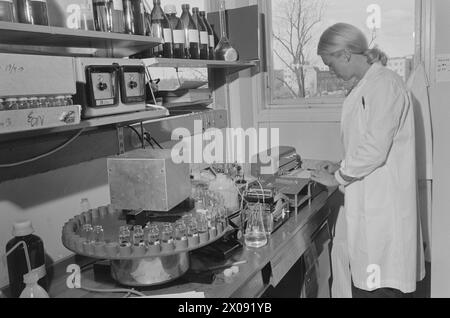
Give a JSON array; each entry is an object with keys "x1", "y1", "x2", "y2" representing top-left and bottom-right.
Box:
[
  {"x1": 23, "y1": 271, "x2": 39, "y2": 285},
  {"x1": 13, "y1": 220, "x2": 34, "y2": 237},
  {"x1": 164, "y1": 4, "x2": 176, "y2": 14}
]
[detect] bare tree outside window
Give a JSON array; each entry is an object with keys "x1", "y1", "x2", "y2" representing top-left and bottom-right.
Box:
[
  {"x1": 272, "y1": 0, "x2": 326, "y2": 99},
  {"x1": 269, "y1": 0, "x2": 416, "y2": 104}
]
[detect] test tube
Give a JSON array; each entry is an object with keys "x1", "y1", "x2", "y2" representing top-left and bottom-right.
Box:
[
  {"x1": 5, "y1": 97, "x2": 18, "y2": 110},
  {"x1": 29, "y1": 97, "x2": 39, "y2": 108},
  {"x1": 119, "y1": 225, "x2": 131, "y2": 247},
  {"x1": 133, "y1": 225, "x2": 145, "y2": 247},
  {"x1": 93, "y1": 225, "x2": 104, "y2": 242},
  {"x1": 17, "y1": 97, "x2": 30, "y2": 109}
]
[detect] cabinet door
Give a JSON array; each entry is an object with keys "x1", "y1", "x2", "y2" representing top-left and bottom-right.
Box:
[{"x1": 301, "y1": 221, "x2": 331, "y2": 298}]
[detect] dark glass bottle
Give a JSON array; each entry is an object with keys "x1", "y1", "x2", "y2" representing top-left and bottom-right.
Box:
[
  {"x1": 6, "y1": 221, "x2": 48, "y2": 298},
  {"x1": 150, "y1": 0, "x2": 173, "y2": 58},
  {"x1": 0, "y1": 0, "x2": 17, "y2": 22},
  {"x1": 180, "y1": 4, "x2": 200, "y2": 59},
  {"x1": 93, "y1": 0, "x2": 113, "y2": 32},
  {"x1": 15, "y1": 0, "x2": 33, "y2": 24},
  {"x1": 192, "y1": 7, "x2": 208, "y2": 60},
  {"x1": 112, "y1": 0, "x2": 125, "y2": 33},
  {"x1": 200, "y1": 11, "x2": 215, "y2": 60},
  {"x1": 30, "y1": 0, "x2": 48, "y2": 25},
  {"x1": 164, "y1": 4, "x2": 186, "y2": 59},
  {"x1": 123, "y1": 0, "x2": 145, "y2": 35}
]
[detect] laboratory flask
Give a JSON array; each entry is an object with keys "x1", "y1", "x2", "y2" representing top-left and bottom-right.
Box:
[{"x1": 244, "y1": 205, "x2": 268, "y2": 248}]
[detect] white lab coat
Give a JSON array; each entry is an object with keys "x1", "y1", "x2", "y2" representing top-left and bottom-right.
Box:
[{"x1": 335, "y1": 63, "x2": 425, "y2": 293}]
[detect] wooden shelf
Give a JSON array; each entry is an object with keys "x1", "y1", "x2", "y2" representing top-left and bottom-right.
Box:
[
  {"x1": 0, "y1": 21, "x2": 162, "y2": 56},
  {"x1": 143, "y1": 57, "x2": 258, "y2": 73}
]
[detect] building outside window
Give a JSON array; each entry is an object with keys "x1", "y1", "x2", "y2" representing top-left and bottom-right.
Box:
[{"x1": 266, "y1": 0, "x2": 418, "y2": 107}]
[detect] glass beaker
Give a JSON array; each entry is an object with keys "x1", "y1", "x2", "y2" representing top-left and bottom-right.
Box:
[{"x1": 244, "y1": 204, "x2": 268, "y2": 248}]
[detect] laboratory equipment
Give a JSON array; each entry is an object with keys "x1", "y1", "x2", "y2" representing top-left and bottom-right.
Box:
[
  {"x1": 93, "y1": 0, "x2": 113, "y2": 32},
  {"x1": 72, "y1": 57, "x2": 147, "y2": 118},
  {"x1": 165, "y1": 4, "x2": 186, "y2": 59},
  {"x1": 192, "y1": 7, "x2": 209, "y2": 60},
  {"x1": 150, "y1": 0, "x2": 173, "y2": 58},
  {"x1": 200, "y1": 11, "x2": 215, "y2": 60},
  {"x1": 214, "y1": 0, "x2": 238, "y2": 61},
  {"x1": 6, "y1": 220, "x2": 48, "y2": 298},
  {"x1": 16, "y1": 0, "x2": 33, "y2": 24},
  {"x1": 0, "y1": 53, "x2": 81, "y2": 133},
  {"x1": 107, "y1": 149, "x2": 191, "y2": 212},
  {"x1": 112, "y1": 0, "x2": 125, "y2": 33},
  {"x1": 208, "y1": 173, "x2": 239, "y2": 213},
  {"x1": 0, "y1": 0, "x2": 17, "y2": 22},
  {"x1": 30, "y1": 0, "x2": 48, "y2": 25},
  {"x1": 19, "y1": 272, "x2": 50, "y2": 298},
  {"x1": 123, "y1": 0, "x2": 145, "y2": 35},
  {"x1": 180, "y1": 3, "x2": 200, "y2": 59},
  {"x1": 244, "y1": 204, "x2": 268, "y2": 248},
  {"x1": 251, "y1": 146, "x2": 301, "y2": 179}
]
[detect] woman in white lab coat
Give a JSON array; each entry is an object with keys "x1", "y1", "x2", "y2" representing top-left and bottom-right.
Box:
[{"x1": 311, "y1": 23, "x2": 425, "y2": 298}]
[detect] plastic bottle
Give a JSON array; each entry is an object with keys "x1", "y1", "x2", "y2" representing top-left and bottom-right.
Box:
[
  {"x1": 150, "y1": 0, "x2": 173, "y2": 58},
  {"x1": 19, "y1": 271, "x2": 50, "y2": 298},
  {"x1": 165, "y1": 4, "x2": 186, "y2": 59},
  {"x1": 200, "y1": 11, "x2": 215, "y2": 60},
  {"x1": 180, "y1": 3, "x2": 200, "y2": 59},
  {"x1": 6, "y1": 220, "x2": 48, "y2": 298},
  {"x1": 192, "y1": 7, "x2": 208, "y2": 60}
]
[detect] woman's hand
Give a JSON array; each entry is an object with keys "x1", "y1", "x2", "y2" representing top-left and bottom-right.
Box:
[
  {"x1": 311, "y1": 170, "x2": 340, "y2": 187},
  {"x1": 316, "y1": 161, "x2": 341, "y2": 174}
]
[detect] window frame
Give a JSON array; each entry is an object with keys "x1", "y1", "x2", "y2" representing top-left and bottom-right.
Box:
[{"x1": 262, "y1": 0, "x2": 424, "y2": 109}]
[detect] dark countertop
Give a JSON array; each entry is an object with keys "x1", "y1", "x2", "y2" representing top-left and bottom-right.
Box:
[{"x1": 46, "y1": 187, "x2": 340, "y2": 298}]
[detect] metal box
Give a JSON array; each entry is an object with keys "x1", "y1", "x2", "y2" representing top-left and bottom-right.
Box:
[{"x1": 107, "y1": 149, "x2": 191, "y2": 212}]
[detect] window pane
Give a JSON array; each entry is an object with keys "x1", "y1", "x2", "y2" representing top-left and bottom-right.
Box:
[{"x1": 270, "y1": 0, "x2": 416, "y2": 103}]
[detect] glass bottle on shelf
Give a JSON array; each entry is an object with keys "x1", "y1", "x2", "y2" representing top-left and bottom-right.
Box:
[
  {"x1": 16, "y1": 0, "x2": 33, "y2": 24},
  {"x1": 118, "y1": 226, "x2": 131, "y2": 247},
  {"x1": 5, "y1": 98, "x2": 18, "y2": 110},
  {"x1": 150, "y1": 0, "x2": 173, "y2": 58},
  {"x1": 132, "y1": 225, "x2": 145, "y2": 246},
  {"x1": 38, "y1": 97, "x2": 48, "y2": 108},
  {"x1": 30, "y1": 0, "x2": 48, "y2": 26},
  {"x1": 192, "y1": 7, "x2": 209, "y2": 60},
  {"x1": 93, "y1": 0, "x2": 113, "y2": 32},
  {"x1": 64, "y1": 95, "x2": 74, "y2": 106},
  {"x1": 214, "y1": 0, "x2": 238, "y2": 61},
  {"x1": 54, "y1": 95, "x2": 65, "y2": 107},
  {"x1": 180, "y1": 3, "x2": 200, "y2": 59},
  {"x1": 123, "y1": 0, "x2": 145, "y2": 35},
  {"x1": 0, "y1": 0, "x2": 18, "y2": 22},
  {"x1": 29, "y1": 97, "x2": 39, "y2": 108},
  {"x1": 200, "y1": 11, "x2": 215, "y2": 60},
  {"x1": 110, "y1": 0, "x2": 125, "y2": 33},
  {"x1": 46, "y1": 96, "x2": 56, "y2": 107},
  {"x1": 164, "y1": 4, "x2": 186, "y2": 59},
  {"x1": 17, "y1": 97, "x2": 30, "y2": 110}
]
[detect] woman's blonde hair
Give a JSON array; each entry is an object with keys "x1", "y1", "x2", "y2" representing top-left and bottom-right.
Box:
[{"x1": 317, "y1": 23, "x2": 388, "y2": 66}]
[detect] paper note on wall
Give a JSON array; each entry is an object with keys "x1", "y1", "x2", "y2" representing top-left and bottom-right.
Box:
[{"x1": 436, "y1": 54, "x2": 450, "y2": 82}]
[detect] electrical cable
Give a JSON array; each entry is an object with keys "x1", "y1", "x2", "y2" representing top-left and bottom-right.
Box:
[
  {"x1": 0, "y1": 128, "x2": 85, "y2": 168},
  {"x1": 127, "y1": 125, "x2": 145, "y2": 147}
]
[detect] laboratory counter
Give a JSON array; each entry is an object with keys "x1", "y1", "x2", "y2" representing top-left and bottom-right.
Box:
[{"x1": 42, "y1": 187, "x2": 342, "y2": 298}]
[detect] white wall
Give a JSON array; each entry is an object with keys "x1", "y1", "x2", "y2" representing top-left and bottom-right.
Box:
[
  {"x1": 430, "y1": 0, "x2": 450, "y2": 298},
  {"x1": 0, "y1": 159, "x2": 110, "y2": 289}
]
